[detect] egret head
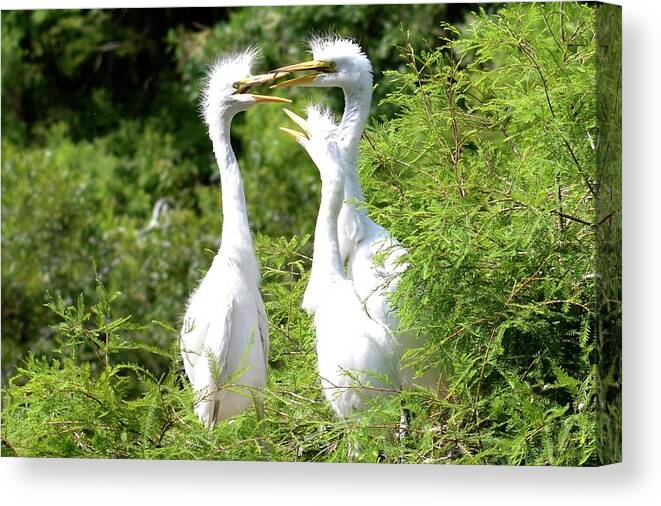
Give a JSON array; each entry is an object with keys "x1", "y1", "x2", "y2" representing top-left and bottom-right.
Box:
[
  {"x1": 279, "y1": 105, "x2": 344, "y2": 185},
  {"x1": 201, "y1": 47, "x2": 291, "y2": 125},
  {"x1": 270, "y1": 36, "x2": 373, "y2": 92}
]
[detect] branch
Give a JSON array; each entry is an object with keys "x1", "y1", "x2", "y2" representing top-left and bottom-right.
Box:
[{"x1": 551, "y1": 211, "x2": 593, "y2": 227}]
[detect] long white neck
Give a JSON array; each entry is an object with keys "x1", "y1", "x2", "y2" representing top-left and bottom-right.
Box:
[
  {"x1": 303, "y1": 171, "x2": 345, "y2": 314},
  {"x1": 208, "y1": 117, "x2": 254, "y2": 254},
  {"x1": 311, "y1": 174, "x2": 345, "y2": 282},
  {"x1": 336, "y1": 81, "x2": 376, "y2": 261},
  {"x1": 339, "y1": 83, "x2": 372, "y2": 205}
]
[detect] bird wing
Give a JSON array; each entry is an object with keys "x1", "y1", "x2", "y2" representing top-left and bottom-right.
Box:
[
  {"x1": 180, "y1": 314, "x2": 210, "y2": 385},
  {"x1": 181, "y1": 291, "x2": 235, "y2": 390},
  {"x1": 203, "y1": 294, "x2": 234, "y2": 386},
  {"x1": 256, "y1": 295, "x2": 269, "y2": 371}
]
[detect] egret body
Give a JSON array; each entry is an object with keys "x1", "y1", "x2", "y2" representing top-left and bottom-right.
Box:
[
  {"x1": 273, "y1": 37, "x2": 440, "y2": 390},
  {"x1": 180, "y1": 49, "x2": 290, "y2": 428},
  {"x1": 281, "y1": 106, "x2": 400, "y2": 418}
]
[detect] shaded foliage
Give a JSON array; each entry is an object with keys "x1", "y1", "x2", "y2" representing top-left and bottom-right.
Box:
[{"x1": 594, "y1": 3, "x2": 622, "y2": 464}]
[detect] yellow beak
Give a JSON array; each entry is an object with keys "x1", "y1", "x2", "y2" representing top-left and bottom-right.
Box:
[
  {"x1": 279, "y1": 108, "x2": 310, "y2": 141},
  {"x1": 250, "y1": 94, "x2": 292, "y2": 104},
  {"x1": 269, "y1": 59, "x2": 335, "y2": 89},
  {"x1": 270, "y1": 74, "x2": 320, "y2": 89},
  {"x1": 271, "y1": 60, "x2": 335, "y2": 74},
  {"x1": 279, "y1": 126, "x2": 308, "y2": 141},
  {"x1": 232, "y1": 71, "x2": 291, "y2": 94},
  {"x1": 282, "y1": 108, "x2": 309, "y2": 132}
]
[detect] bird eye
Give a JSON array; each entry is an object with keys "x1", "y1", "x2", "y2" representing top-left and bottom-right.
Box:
[{"x1": 232, "y1": 82, "x2": 240, "y2": 89}]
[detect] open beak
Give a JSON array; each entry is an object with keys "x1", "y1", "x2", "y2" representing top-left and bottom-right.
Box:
[
  {"x1": 272, "y1": 60, "x2": 335, "y2": 73},
  {"x1": 279, "y1": 108, "x2": 310, "y2": 141},
  {"x1": 279, "y1": 126, "x2": 308, "y2": 141},
  {"x1": 269, "y1": 60, "x2": 335, "y2": 89},
  {"x1": 232, "y1": 71, "x2": 291, "y2": 94}
]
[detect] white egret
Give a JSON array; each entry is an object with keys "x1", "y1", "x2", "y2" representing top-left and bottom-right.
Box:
[
  {"x1": 272, "y1": 36, "x2": 440, "y2": 391},
  {"x1": 280, "y1": 105, "x2": 400, "y2": 419},
  {"x1": 180, "y1": 48, "x2": 290, "y2": 428}
]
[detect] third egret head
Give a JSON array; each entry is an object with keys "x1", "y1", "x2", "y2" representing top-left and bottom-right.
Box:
[{"x1": 280, "y1": 105, "x2": 343, "y2": 182}]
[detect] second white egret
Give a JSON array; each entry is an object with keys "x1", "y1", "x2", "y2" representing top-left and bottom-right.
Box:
[
  {"x1": 280, "y1": 105, "x2": 400, "y2": 419},
  {"x1": 272, "y1": 36, "x2": 441, "y2": 390}
]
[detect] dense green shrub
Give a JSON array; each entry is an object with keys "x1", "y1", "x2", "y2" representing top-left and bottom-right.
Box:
[
  {"x1": 359, "y1": 2, "x2": 597, "y2": 464},
  {"x1": 1, "y1": 122, "x2": 219, "y2": 377}
]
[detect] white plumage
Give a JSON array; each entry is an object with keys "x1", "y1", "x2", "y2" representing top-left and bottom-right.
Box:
[
  {"x1": 281, "y1": 105, "x2": 400, "y2": 418},
  {"x1": 273, "y1": 36, "x2": 441, "y2": 391},
  {"x1": 180, "y1": 49, "x2": 290, "y2": 428}
]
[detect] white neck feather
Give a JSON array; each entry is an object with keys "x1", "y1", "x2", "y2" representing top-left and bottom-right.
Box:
[
  {"x1": 339, "y1": 83, "x2": 372, "y2": 196},
  {"x1": 336, "y1": 81, "x2": 375, "y2": 261},
  {"x1": 303, "y1": 171, "x2": 345, "y2": 314},
  {"x1": 311, "y1": 174, "x2": 345, "y2": 282},
  {"x1": 208, "y1": 118, "x2": 254, "y2": 255}
]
